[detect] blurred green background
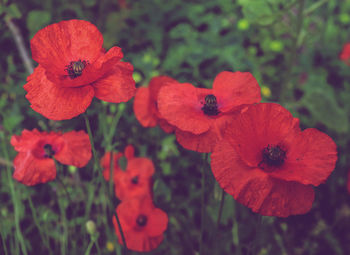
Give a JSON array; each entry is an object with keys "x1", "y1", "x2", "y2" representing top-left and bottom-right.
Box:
[{"x1": 1, "y1": 0, "x2": 350, "y2": 254}]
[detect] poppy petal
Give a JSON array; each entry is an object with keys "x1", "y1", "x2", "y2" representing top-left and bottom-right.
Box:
[
  {"x1": 270, "y1": 128, "x2": 337, "y2": 186},
  {"x1": 146, "y1": 208, "x2": 168, "y2": 236},
  {"x1": 54, "y1": 131, "x2": 92, "y2": 167},
  {"x1": 11, "y1": 129, "x2": 41, "y2": 152},
  {"x1": 158, "y1": 119, "x2": 176, "y2": 133},
  {"x1": 13, "y1": 152, "x2": 56, "y2": 186},
  {"x1": 93, "y1": 61, "x2": 135, "y2": 103},
  {"x1": 211, "y1": 140, "x2": 314, "y2": 217},
  {"x1": 31, "y1": 20, "x2": 103, "y2": 75},
  {"x1": 158, "y1": 83, "x2": 212, "y2": 134},
  {"x1": 226, "y1": 103, "x2": 296, "y2": 167},
  {"x1": 175, "y1": 112, "x2": 233, "y2": 152},
  {"x1": 213, "y1": 71, "x2": 261, "y2": 113},
  {"x1": 24, "y1": 66, "x2": 95, "y2": 120},
  {"x1": 133, "y1": 87, "x2": 158, "y2": 127}
]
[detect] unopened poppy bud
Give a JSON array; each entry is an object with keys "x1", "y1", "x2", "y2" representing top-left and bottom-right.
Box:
[{"x1": 86, "y1": 220, "x2": 96, "y2": 235}]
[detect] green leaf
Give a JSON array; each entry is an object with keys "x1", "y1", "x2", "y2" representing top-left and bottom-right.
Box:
[
  {"x1": 27, "y1": 10, "x2": 51, "y2": 34},
  {"x1": 301, "y1": 72, "x2": 348, "y2": 133},
  {"x1": 6, "y1": 3, "x2": 21, "y2": 19}
]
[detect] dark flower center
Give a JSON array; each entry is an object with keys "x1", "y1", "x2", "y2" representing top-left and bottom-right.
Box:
[
  {"x1": 65, "y1": 59, "x2": 87, "y2": 79},
  {"x1": 136, "y1": 214, "x2": 148, "y2": 227},
  {"x1": 201, "y1": 94, "x2": 220, "y2": 116},
  {"x1": 131, "y1": 176, "x2": 139, "y2": 184},
  {"x1": 43, "y1": 144, "x2": 55, "y2": 158},
  {"x1": 261, "y1": 145, "x2": 286, "y2": 167}
]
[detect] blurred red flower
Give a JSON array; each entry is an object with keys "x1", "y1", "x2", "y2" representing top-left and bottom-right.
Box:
[
  {"x1": 113, "y1": 196, "x2": 168, "y2": 252},
  {"x1": 340, "y1": 43, "x2": 350, "y2": 65},
  {"x1": 133, "y1": 76, "x2": 177, "y2": 133},
  {"x1": 157, "y1": 71, "x2": 261, "y2": 152},
  {"x1": 11, "y1": 129, "x2": 91, "y2": 186},
  {"x1": 24, "y1": 19, "x2": 135, "y2": 120},
  {"x1": 211, "y1": 103, "x2": 337, "y2": 217},
  {"x1": 101, "y1": 145, "x2": 154, "y2": 200},
  {"x1": 347, "y1": 171, "x2": 350, "y2": 194}
]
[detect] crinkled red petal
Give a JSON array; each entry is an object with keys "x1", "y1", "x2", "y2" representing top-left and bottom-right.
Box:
[
  {"x1": 54, "y1": 131, "x2": 92, "y2": 167},
  {"x1": 13, "y1": 152, "x2": 56, "y2": 186},
  {"x1": 270, "y1": 128, "x2": 337, "y2": 186},
  {"x1": 211, "y1": 140, "x2": 315, "y2": 217},
  {"x1": 11, "y1": 129, "x2": 42, "y2": 152},
  {"x1": 213, "y1": 71, "x2": 261, "y2": 113},
  {"x1": 47, "y1": 47, "x2": 124, "y2": 88},
  {"x1": 148, "y1": 76, "x2": 178, "y2": 102},
  {"x1": 24, "y1": 66, "x2": 95, "y2": 120},
  {"x1": 225, "y1": 103, "x2": 297, "y2": 167},
  {"x1": 31, "y1": 20, "x2": 103, "y2": 75},
  {"x1": 175, "y1": 112, "x2": 233, "y2": 152},
  {"x1": 93, "y1": 61, "x2": 135, "y2": 103},
  {"x1": 146, "y1": 208, "x2": 168, "y2": 236},
  {"x1": 133, "y1": 87, "x2": 158, "y2": 127},
  {"x1": 158, "y1": 83, "x2": 213, "y2": 134},
  {"x1": 158, "y1": 119, "x2": 176, "y2": 133}
]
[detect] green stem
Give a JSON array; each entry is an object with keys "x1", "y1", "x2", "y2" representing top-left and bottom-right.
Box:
[
  {"x1": 0, "y1": 132, "x2": 28, "y2": 255},
  {"x1": 1, "y1": 227, "x2": 8, "y2": 255},
  {"x1": 303, "y1": 0, "x2": 328, "y2": 16},
  {"x1": 28, "y1": 196, "x2": 52, "y2": 255},
  {"x1": 232, "y1": 200, "x2": 241, "y2": 255},
  {"x1": 83, "y1": 114, "x2": 99, "y2": 173},
  {"x1": 280, "y1": 0, "x2": 305, "y2": 103},
  {"x1": 83, "y1": 113, "x2": 127, "y2": 253},
  {"x1": 199, "y1": 153, "x2": 208, "y2": 255},
  {"x1": 216, "y1": 189, "x2": 225, "y2": 228}
]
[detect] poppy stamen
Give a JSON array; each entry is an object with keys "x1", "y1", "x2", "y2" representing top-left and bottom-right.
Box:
[
  {"x1": 43, "y1": 144, "x2": 55, "y2": 158},
  {"x1": 201, "y1": 94, "x2": 220, "y2": 116},
  {"x1": 261, "y1": 144, "x2": 286, "y2": 167},
  {"x1": 65, "y1": 59, "x2": 88, "y2": 79},
  {"x1": 136, "y1": 214, "x2": 148, "y2": 227},
  {"x1": 131, "y1": 176, "x2": 139, "y2": 184}
]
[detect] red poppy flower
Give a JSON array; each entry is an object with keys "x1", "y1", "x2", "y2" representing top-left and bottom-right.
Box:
[
  {"x1": 11, "y1": 129, "x2": 91, "y2": 186},
  {"x1": 24, "y1": 19, "x2": 135, "y2": 120},
  {"x1": 101, "y1": 145, "x2": 154, "y2": 200},
  {"x1": 113, "y1": 196, "x2": 168, "y2": 252},
  {"x1": 340, "y1": 43, "x2": 350, "y2": 65},
  {"x1": 211, "y1": 103, "x2": 337, "y2": 217},
  {"x1": 157, "y1": 71, "x2": 261, "y2": 152},
  {"x1": 133, "y1": 76, "x2": 178, "y2": 133}
]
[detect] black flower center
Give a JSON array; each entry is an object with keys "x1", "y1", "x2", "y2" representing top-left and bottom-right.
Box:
[
  {"x1": 43, "y1": 144, "x2": 55, "y2": 158},
  {"x1": 136, "y1": 214, "x2": 148, "y2": 227},
  {"x1": 261, "y1": 145, "x2": 286, "y2": 167},
  {"x1": 65, "y1": 59, "x2": 87, "y2": 79},
  {"x1": 201, "y1": 94, "x2": 220, "y2": 116},
  {"x1": 131, "y1": 176, "x2": 139, "y2": 184}
]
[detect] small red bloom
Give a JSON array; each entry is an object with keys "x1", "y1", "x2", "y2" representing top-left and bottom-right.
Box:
[
  {"x1": 101, "y1": 145, "x2": 154, "y2": 200},
  {"x1": 11, "y1": 129, "x2": 91, "y2": 186},
  {"x1": 113, "y1": 196, "x2": 168, "y2": 252},
  {"x1": 24, "y1": 20, "x2": 135, "y2": 120},
  {"x1": 211, "y1": 103, "x2": 337, "y2": 217},
  {"x1": 340, "y1": 43, "x2": 350, "y2": 65},
  {"x1": 157, "y1": 71, "x2": 261, "y2": 152},
  {"x1": 133, "y1": 76, "x2": 177, "y2": 133}
]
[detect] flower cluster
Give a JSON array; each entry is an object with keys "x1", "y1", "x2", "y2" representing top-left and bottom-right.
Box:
[
  {"x1": 340, "y1": 43, "x2": 350, "y2": 65},
  {"x1": 11, "y1": 129, "x2": 91, "y2": 185},
  {"x1": 146, "y1": 71, "x2": 338, "y2": 217},
  {"x1": 101, "y1": 145, "x2": 168, "y2": 252}
]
